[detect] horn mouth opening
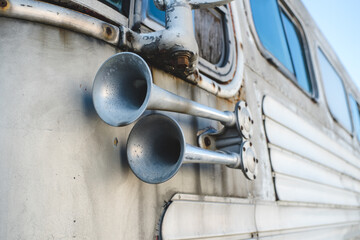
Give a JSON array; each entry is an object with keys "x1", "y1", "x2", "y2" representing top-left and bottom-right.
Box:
[
  {"x1": 92, "y1": 52, "x2": 152, "y2": 126},
  {"x1": 127, "y1": 114, "x2": 185, "y2": 184}
]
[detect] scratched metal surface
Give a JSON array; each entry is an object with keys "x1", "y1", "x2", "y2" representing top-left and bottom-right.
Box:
[
  {"x1": 0, "y1": 16, "x2": 252, "y2": 239},
  {"x1": 0, "y1": 0, "x2": 360, "y2": 238}
]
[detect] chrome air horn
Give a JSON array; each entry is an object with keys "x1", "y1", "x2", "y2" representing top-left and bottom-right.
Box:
[
  {"x1": 92, "y1": 52, "x2": 253, "y2": 138},
  {"x1": 127, "y1": 114, "x2": 258, "y2": 184}
]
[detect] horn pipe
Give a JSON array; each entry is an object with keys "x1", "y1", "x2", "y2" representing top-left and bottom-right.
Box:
[
  {"x1": 126, "y1": 114, "x2": 258, "y2": 184},
  {"x1": 92, "y1": 52, "x2": 253, "y2": 138}
]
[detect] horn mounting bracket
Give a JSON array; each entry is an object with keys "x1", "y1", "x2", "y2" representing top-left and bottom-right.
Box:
[{"x1": 118, "y1": 0, "x2": 234, "y2": 79}]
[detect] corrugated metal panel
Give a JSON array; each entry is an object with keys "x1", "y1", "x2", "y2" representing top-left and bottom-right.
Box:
[
  {"x1": 263, "y1": 96, "x2": 360, "y2": 169},
  {"x1": 161, "y1": 194, "x2": 360, "y2": 239},
  {"x1": 259, "y1": 223, "x2": 360, "y2": 240},
  {"x1": 265, "y1": 117, "x2": 360, "y2": 180},
  {"x1": 161, "y1": 194, "x2": 256, "y2": 240},
  {"x1": 270, "y1": 148, "x2": 360, "y2": 193},
  {"x1": 256, "y1": 203, "x2": 360, "y2": 232},
  {"x1": 263, "y1": 96, "x2": 360, "y2": 206},
  {"x1": 275, "y1": 173, "x2": 360, "y2": 206}
]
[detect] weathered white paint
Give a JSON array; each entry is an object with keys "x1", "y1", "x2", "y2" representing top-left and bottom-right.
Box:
[
  {"x1": 265, "y1": 117, "x2": 360, "y2": 180},
  {"x1": 270, "y1": 148, "x2": 360, "y2": 193},
  {"x1": 161, "y1": 194, "x2": 360, "y2": 239},
  {"x1": 1, "y1": 0, "x2": 360, "y2": 238},
  {"x1": 263, "y1": 96, "x2": 360, "y2": 168}
]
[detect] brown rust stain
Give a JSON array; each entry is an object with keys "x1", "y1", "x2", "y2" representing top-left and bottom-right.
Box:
[
  {"x1": 0, "y1": 0, "x2": 10, "y2": 11},
  {"x1": 126, "y1": 30, "x2": 134, "y2": 43},
  {"x1": 101, "y1": 23, "x2": 116, "y2": 41}
]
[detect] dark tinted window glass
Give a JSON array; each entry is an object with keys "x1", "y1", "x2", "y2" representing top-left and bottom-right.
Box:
[
  {"x1": 349, "y1": 95, "x2": 360, "y2": 141},
  {"x1": 250, "y1": 0, "x2": 294, "y2": 73},
  {"x1": 318, "y1": 49, "x2": 352, "y2": 131},
  {"x1": 281, "y1": 11, "x2": 312, "y2": 93},
  {"x1": 194, "y1": 8, "x2": 225, "y2": 65},
  {"x1": 145, "y1": 0, "x2": 226, "y2": 65},
  {"x1": 101, "y1": 0, "x2": 128, "y2": 15}
]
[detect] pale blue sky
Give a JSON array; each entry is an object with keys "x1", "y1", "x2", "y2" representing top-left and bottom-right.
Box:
[{"x1": 301, "y1": 0, "x2": 360, "y2": 91}]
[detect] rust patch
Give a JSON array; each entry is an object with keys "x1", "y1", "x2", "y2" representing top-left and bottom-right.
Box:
[
  {"x1": 126, "y1": 31, "x2": 134, "y2": 43},
  {"x1": 102, "y1": 24, "x2": 116, "y2": 41},
  {"x1": 0, "y1": 0, "x2": 9, "y2": 10},
  {"x1": 176, "y1": 55, "x2": 189, "y2": 68},
  {"x1": 204, "y1": 137, "x2": 211, "y2": 147}
]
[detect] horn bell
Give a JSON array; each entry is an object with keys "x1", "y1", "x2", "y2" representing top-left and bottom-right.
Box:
[
  {"x1": 127, "y1": 114, "x2": 186, "y2": 184},
  {"x1": 92, "y1": 52, "x2": 152, "y2": 126}
]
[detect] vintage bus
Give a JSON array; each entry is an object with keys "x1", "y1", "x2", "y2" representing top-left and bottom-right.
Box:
[{"x1": 1, "y1": 0, "x2": 360, "y2": 239}]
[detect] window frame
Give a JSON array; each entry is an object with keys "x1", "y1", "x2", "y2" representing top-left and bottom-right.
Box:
[
  {"x1": 140, "y1": 2, "x2": 238, "y2": 84},
  {"x1": 316, "y1": 46, "x2": 353, "y2": 134},
  {"x1": 348, "y1": 94, "x2": 360, "y2": 143},
  {"x1": 42, "y1": 0, "x2": 129, "y2": 26},
  {"x1": 246, "y1": 0, "x2": 317, "y2": 99}
]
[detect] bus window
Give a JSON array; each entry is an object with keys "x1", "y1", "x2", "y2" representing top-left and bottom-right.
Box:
[
  {"x1": 101, "y1": 0, "x2": 123, "y2": 12},
  {"x1": 280, "y1": 10, "x2": 312, "y2": 94},
  {"x1": 194, "y1": 8, "x2": 226, "y2": 65},
  {"x1": 318, "y1": 48, "x2": 352, "y2": 132},
  {"x1": 146, "y1": 0, "x2": 165, "y2": 25},
  {"x1": 349, "y1": 95, "x2": 360, "y2": 142},
  {"x1": 250, "y1": 0, "x2": 314, "y2": 96}
]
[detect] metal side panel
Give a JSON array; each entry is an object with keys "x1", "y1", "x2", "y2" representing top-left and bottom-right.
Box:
[
  {"x1": 259, "y1": 223, "x2": 360, "y2": 240},
  {"x1": 161, "y1": 195, "x2": 360, "y2": 239},
  {"x1": 255, "y1": 203, "x2": 360, "y2": 232},
  {"x1": 263, "y1": 96, "x2": 360, "y2": 170},
  {"x1": 161, "y1": 194, "x2": 256, "y2": 240},
  {"x1": 264, "y1": 117, "x2": 360, "y2": 180},
  {"x1": 274, "y1": 173, "x2": 360, "y2": 206},
  {"x1": 270, "y1": 148, "x2": 360, "y2": 193}
]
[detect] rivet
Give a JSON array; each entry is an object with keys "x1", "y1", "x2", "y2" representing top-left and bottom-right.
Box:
[
  {"x1": 243, "y1": 147, "x2": 246, "y2": 151},
  {"x1": 245, "y1": 168, "x2": 248, "y2": 172},
  {"x1": 250, "y1": 142, "x2": 252, "y2": 146},
  {"x1": 256, "y1": 159, "x2": 259, "y2": 163},
  {"x1": 204, "y1": 137, "x2": 211, "y2": 147},
  {"x1": 254, "y1": 175, "x2": 256, "y2": 179},
  {"x1": 105, "y1": 26, "x2": 112, "y2": 36},
  {"x1": 0, "y1": 0, "x2": 7, "y2": 7}
]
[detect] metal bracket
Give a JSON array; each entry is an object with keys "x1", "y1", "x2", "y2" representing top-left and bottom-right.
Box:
[
  {"x1": 118, "y1": 0, "x2": 234, "y2": 78},
  {"x1": 235, "y1": 101, "x2": 254, "y2": 139},
  {"x1": 197, "y1": 101, "x2": 258, "y2": 180}
]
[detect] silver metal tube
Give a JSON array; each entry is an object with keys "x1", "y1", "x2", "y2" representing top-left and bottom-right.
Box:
[
  {"x1": 119, "y1": 0, "x2": 198, "y2": 72},
  {"x1": 0, "y1": 0, "x2": 119, "y2": 45},
  {"x1": 148, "y1": 84, "x2": 236, "y2": 126},
  {"x1": 183, "y1": 144, "x2": 239, "y2": 166}
]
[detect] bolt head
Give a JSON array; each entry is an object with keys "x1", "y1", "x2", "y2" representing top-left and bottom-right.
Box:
[{"x1": 177, "y1": 56, "x2": 190, "y2": 68}]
